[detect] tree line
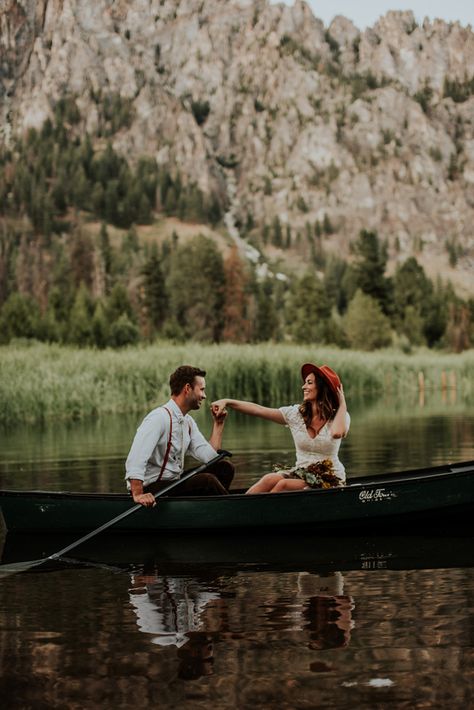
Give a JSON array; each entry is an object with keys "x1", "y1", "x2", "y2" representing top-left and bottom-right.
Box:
[
  {"x1": 1, "y1": 222, "x2": 472, "y2": 351},
  {"x1": 0, "y1": 95, "x2": 473, "y2": 351}
]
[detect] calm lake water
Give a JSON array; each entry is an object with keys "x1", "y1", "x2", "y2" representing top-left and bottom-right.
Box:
[{"x1": 0, "y1": 390, "x2": 473, "y2": 708}]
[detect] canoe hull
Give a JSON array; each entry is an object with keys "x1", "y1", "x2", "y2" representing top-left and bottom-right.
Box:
[
  {"x1": 1, "y1": 529, "x2": 473, "y2": 573},
  {"x1": 1, "y1": 461, "x2": 473, "y2": 533}
]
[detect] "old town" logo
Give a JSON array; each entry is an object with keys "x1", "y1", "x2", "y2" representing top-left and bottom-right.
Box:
[{"x1": 358, "y1": 488, "x2": 397, "y2": 503}]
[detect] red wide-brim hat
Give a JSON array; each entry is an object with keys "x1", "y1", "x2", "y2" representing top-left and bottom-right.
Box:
[{"x1": 301, "y1": 363, "x2": 341, "y2": 396}]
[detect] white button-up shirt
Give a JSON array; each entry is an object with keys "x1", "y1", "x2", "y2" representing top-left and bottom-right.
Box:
[{"x1": 125, "y1": 399, "x2": 216, "y2": 487}]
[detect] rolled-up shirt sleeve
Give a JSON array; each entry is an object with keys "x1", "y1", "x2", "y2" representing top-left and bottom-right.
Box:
[
  {"x1": 125, "y1": 410, "x2": 166, "y2": 482},
  {"x1": 187, "y1": 418, "x2": 217, "y2": 464}
]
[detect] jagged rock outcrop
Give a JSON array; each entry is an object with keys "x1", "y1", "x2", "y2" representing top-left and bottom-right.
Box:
[{"x1": 1, "y1": 0, "x2": 473, "y2": 291}]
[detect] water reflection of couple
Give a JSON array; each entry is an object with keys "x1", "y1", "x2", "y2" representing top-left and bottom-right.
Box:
[
  {"x1": 128, "y1": 568, "x2": 354, "y2": 677},
  {"x1": 129, "y1": 571, "x2": 219, "y2": 680},
  {"x1": 129, "y1": 572, "x2": 220, "y2": 648},
  {"x1": 297, "y1": 571, "x2": 355, "y2": 650}
]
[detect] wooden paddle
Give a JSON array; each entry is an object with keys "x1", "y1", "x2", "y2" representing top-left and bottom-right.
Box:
[{"x1": 0, "y1": 449, "x2": 232, "y2": 577}]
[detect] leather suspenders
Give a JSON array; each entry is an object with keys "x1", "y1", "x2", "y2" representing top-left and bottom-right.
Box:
[
  {"x1": 157, "y1": 406, "x2": 192, "y2": 481},
  {"x1": 157, "y1": 407, "x2": 173, "y2": 482}
]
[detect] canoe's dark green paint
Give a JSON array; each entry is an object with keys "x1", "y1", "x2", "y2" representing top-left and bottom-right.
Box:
[{"x1": 1, "y1": 461, "x2": 473, "y2": 533}]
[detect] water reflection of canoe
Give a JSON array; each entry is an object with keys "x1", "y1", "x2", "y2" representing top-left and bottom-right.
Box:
[
  {"x1": 0, "y1": 460, "x2": 473, "y2": 535},
  {"x1": 1, "y1": 530, "x2": 473, "y2": 574}
]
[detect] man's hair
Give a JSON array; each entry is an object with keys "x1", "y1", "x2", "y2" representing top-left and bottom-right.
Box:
[{"x1": 169, "y1": 365, "x2": 206, "y2": 395}]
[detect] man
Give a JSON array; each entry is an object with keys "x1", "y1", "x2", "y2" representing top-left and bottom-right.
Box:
[{"x1": 125, "y1": 365, "x2": 233, "y2": 507}]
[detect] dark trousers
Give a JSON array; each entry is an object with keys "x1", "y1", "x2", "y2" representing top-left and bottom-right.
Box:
[{"x1": 144, "y1": 460, "x2": 234, "y2": 497}]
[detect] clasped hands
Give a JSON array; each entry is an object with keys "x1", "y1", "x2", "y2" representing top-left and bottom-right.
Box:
[{"x1": 211, "y1": 399, "x2": 228, "y2": 422}]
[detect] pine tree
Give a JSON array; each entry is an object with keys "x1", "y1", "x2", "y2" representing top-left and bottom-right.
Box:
[
  {"x1": 352, "y1": 229, "x2": 392, "y2": 315},
  {"x1": 254, "y1": 278, "x2": 279, "y2": 342},
  {"x1": 104, "y1": 180, "x2": 120, "y2": 224},
  {"x1": 99, "y1": 223, "x2": 112, "y2": 284},
  {"x1": 0, "y1": 292, "x2": 41, "y2": 342},
  {"x1": 423, "y1": 278, "x2": 448, "y2": 347},
  {"x1": 91, "y1": 300, "x2": 111, "y2": 348},
  {"x1": 272, "y1": 216, "x2": 282, "y2": 247},
  {"x1": 222, "y1": 246, "x2": 251, "y2": 342},
  {"x1": 91, "y1": 182, "x2": 105, "y2": 215},
  {"x1": 109, "y1": 313, "x2": 140, "y2": 347},
  {"x1": 286, "y1": 272, "x2": 336, "y2": 344},
  {"x1": 141, "y1": 252, "x2": 168, "y2": 337},
  {"x1": 70, "y1": 228, "x2": 95, "y2": 289},
  {"x1": 392, "y1": 257, "x2": 433, "y2": 345},
  {"x1": 72, "y1": 165, "x2": 90, "y2": 210},
  {"x1": 343, "y1": 290, "x2": 392, "y2": 350},
  {"x1": 106, "y1": 283, "x2": 135, "y2": 323},
  {"x1": 167, "y1": 235, "x2": 225, "y2": 341},
  {"x1": 137, "y1": 193, "x2": 152, "y2": 224},
  {"x1": 38, "y1": 305, "x2": 61, "y2": 343},
  {"x1": 324, "y1": 256, "x2": 349, "y2": 312},
  {"x1": 68, "y1": 284, "x2": 94, "y2": 346}
]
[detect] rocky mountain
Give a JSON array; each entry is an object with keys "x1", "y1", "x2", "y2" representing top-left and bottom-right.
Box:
[{"x1": 1, "y1": 0, "x2": 474, "y2": 293}]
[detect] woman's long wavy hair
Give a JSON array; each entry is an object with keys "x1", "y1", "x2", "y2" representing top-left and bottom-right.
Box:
[{"x1": 299, "y1": 371, "x2": 339, "y2": 427}]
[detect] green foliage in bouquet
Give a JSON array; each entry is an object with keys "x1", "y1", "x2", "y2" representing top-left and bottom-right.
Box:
[{"x1": 273, "y1": 459, "x2": 342, "y2": 488}]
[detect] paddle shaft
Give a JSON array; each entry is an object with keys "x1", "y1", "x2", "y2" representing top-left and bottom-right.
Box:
[{"x1": 48, "y1": 450, "x2": 231, "y2": 561}]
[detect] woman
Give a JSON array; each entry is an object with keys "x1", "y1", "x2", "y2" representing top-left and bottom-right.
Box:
[{"x1": 211, "y1": 363, "x2": 349, "y2": 493}]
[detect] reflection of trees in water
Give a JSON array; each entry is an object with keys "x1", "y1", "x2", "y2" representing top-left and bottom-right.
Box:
[
  {"x1": 1, "y1": 564, "x2": 473, "y2": 706},
  {"x1": 2, "y1": 398, "x2": 473, "y2": 491},
  {"x1": 344, "y1": 411, "x2": 474, "y2": 475}
]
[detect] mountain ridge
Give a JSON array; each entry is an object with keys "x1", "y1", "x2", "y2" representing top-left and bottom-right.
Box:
[{"x1": 1, "y1": 0, "x2": 474, "y2": 294}]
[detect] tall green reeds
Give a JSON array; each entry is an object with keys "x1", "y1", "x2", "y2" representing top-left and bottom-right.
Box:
[{"x1": 0, "y1": 341, "x2": 473, "y2": 425}]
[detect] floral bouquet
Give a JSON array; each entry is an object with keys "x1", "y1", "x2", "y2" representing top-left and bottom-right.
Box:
[{"x1": 274, "y1": 459, "x2": 341, "y2": 489}]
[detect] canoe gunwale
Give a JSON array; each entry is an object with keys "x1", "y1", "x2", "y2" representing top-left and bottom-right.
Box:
[{"x1": 0, "y1": 458, "x2": 473, "y2": 503}]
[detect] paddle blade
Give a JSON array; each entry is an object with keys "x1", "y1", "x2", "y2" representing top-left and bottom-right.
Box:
[{"x1": 0, "y1": 557, "x2": 48, "y2": 579}]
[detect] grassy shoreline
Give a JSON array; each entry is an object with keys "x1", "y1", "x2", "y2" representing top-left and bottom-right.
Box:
[{"x1": 1, "y1": 341, "x2": 473, "y2": 426}]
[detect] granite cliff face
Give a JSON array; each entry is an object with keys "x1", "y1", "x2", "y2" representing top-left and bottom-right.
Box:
[{"x1": 1, "y1": 0, "x2": 474, "y2": 290}]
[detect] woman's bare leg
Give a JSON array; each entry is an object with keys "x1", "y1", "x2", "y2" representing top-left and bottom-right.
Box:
[
  {"x1": 246, "y1": 473, "x2": 284, "y2": 494},
  {"x1": 270, "y1": 479, "x2": 308, "y2": 493}
]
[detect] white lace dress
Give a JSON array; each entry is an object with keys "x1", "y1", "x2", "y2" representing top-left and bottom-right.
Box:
[{"x1": 279, "y1": 405, "x2": 350, "y2": 483}]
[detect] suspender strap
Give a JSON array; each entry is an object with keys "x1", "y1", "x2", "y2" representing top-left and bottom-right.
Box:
[{"x1": 158, "y1": 406, "x2": 173, "y2": 482}]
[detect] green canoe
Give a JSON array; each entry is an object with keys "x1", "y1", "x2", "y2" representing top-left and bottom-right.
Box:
[
  {"x1": 0, "y1": 460, "x2": 473, "y2": 534},
  {"x1": 1, "y1": 529, "x2": 472, "y2": 573}
]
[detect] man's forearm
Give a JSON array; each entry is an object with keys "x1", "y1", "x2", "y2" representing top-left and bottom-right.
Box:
[
  {"x1": 130, "y1": 479, "x2": 145, "y2": 497},
  {"x1": 209, "y1": 421, "x2": 225, "y2": 451}
]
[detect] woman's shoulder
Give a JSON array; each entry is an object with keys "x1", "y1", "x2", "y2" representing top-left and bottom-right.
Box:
[{"x1": 279, "y1": 404, "x2": 302, "y2": 424}]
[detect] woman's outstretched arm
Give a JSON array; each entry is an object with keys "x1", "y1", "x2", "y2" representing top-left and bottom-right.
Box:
[{"x1": 212, "y1": 399, "x2": 285, "y2": 424}]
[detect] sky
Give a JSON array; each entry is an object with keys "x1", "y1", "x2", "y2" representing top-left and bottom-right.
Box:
[{"x1": 293, "y1": 1, "x2": 474, "y2": 29}]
